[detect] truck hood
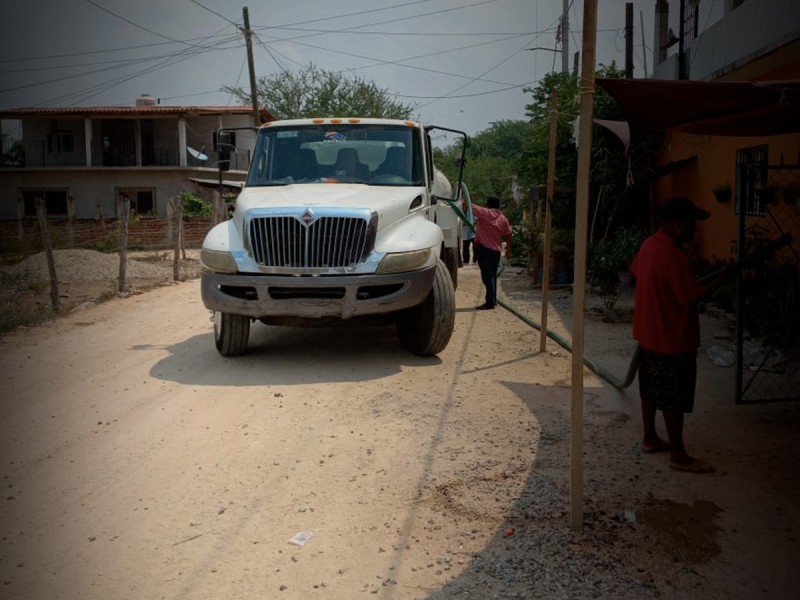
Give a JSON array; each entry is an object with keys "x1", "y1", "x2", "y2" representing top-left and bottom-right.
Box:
[{"x1": 235, "y1": 184, "x2": 428, "y2": 231}]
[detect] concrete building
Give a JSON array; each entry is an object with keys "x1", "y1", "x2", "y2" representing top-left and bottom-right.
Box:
[{"x1": 0, "y1": 94, "x2": 273, "y2": 222}]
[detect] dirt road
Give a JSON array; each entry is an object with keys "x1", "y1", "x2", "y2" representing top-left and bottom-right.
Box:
[{"x1": 0, "y1": 264, "x2": 798, "y2": 599}]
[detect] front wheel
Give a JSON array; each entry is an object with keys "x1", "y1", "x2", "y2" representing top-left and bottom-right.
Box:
[
  {"x1": 396, "y1": 260, "x2": 455, "y2": 356},
  {"x1": 214, "y1": 311, "x2": 251, "y2": 356},
  {"x1": 442, "y1": 246, "x2": 459, "y2": 290}
]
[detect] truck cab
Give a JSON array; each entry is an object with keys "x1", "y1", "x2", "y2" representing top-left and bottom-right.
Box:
[{"x1": 200, "y1": 117, "x2": 468, "y2": 357}]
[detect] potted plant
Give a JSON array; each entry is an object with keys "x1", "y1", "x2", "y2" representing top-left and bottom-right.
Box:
[{"x1": 712, "y1": 183, "x2": 732, "y2": 204}]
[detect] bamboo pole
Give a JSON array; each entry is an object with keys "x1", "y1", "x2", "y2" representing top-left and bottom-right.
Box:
[
  {"x1": 570, "y1": 0, "x2": 597, "y2": 531},
  {"x1": 540, "y1": 89, "x2": 558, "y2": 352},
  {"x1": 34, "y1": 197, "x2": 60, "y2": 311}
]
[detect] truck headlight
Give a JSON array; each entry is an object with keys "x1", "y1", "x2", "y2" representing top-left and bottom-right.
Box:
[
  {"x1": 377, "y1": 248, "x2": 432, "y2": 274},
  {"x1": 201, "y1": 249, "x2": 238, "y2": 273}
]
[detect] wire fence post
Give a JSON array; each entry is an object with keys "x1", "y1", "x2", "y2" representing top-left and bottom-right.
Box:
[
  {"x1": 34, "y1": 197, "x2": 61, "y2": 312},
  {"x1": 117, "y1": 197, "x2": 129, "y2": 294},
  {"x1": 171, "y1": 195, "x2": 183, "y2": 281}
]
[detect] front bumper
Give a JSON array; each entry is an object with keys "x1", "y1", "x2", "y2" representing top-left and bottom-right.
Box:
[{"x1": 201, "y1": 266, "x2": 436, "y2": 320}]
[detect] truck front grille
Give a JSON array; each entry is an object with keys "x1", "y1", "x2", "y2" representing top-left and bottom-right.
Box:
[{"x1": 248, "y1": 215, "x2": 372, "y2": 268}]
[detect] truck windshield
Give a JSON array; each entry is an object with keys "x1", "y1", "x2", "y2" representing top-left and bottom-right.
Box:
[{"x1": 246, "y1": 123, "x2": 423, "y2": 187}]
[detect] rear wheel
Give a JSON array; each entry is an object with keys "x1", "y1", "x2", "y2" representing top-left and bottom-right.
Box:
[
  {"x1": 396, "y1": 260, "x2": 455, "y2": 356},
  {"x1": 214, "y1": 311, "x2": 251, "y2": 356},
  {"x1": 442, "y1": 246, "x2": 459, "y2": 290}
]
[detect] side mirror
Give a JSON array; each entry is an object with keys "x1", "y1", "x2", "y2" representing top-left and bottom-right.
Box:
[{"x1": 218, "y1": 144, "x2": 231, "y2": 172}]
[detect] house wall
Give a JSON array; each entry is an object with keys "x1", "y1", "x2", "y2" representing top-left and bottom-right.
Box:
[
  {"x1": 0, "y1": 167, "x2": 246, "y2": 220},
  {"x1": 654, "y1": 0, "x2": 800, "y2": 81},
  {"x1": 654, "y1": 130, "x2": 800, "y2": 261}
]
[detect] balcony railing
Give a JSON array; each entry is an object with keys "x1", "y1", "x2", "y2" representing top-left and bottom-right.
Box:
[{"x1": 2, "y1": 140, "x2": 250, "y2": 169}]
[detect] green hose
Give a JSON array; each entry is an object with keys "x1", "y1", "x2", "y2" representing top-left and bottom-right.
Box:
[
  {"x1": 497, "y1": 295, "x2": 640, "y2": 390},
  {"x1": 496, "y1": 258, "x2": 639, "y2": 390},
  {"x1": 449, "y1": 182, "x2": 641, "y2": 389}
]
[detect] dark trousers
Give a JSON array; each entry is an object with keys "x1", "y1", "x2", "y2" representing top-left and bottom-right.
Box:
[
  {"x1": 462, "y1": 238, "x2": 474, "y2": 264},
  {"x1": 475, "y1": 243, "x2": 501, "y2": 306}
]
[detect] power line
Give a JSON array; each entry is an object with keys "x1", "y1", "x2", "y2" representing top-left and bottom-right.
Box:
[
  {"x1": 82, "y1": 0, "x2": 198, "y2": 47},
  {"x1": 0, "y1": 33, "x2": 241, "y2": 95},
  {"x1": 0, "y1": 32, "x2": 239, "y2": 64},
  {"x1": 252, "y1": 0, "x2": 505, "y2": 43},
  {"x1": 187, "y1": 0, "x2": 239, "y2": 27}
]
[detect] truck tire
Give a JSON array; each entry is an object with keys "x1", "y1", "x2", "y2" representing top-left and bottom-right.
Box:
[
  {"x1": 396, "y1": 260, "x2": 455, "y2": 356},
  {"x1": 442, "y1": 246, "x2": 459, "y2": 290},
  {"x1": 214, "y1": 311, "x2": 251, "y2": 356}
]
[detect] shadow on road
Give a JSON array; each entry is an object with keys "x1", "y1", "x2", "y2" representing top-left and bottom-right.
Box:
[{"x1": 144, "y1": 323, "x2": 442, "y2": 386}]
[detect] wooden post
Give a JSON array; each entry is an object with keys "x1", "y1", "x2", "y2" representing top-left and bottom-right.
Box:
[
  {"x1": 540, "y1": 89, "x2": 558, "y2": 353},
  {"x1": 570, "y1": 0, "x2": 597, "y2": 532},
  {"x1": 212, "y1": 189, "x2": 222, "y2": 227},
  {"x1": 16, "y1": 195, "x2": 25, "y2": 242},
  {"x1": 67, "y1": 196, "x2": 76, "y2": 248},
  {"x1": 35, "y1": 197, "x2": 61, "y2": 311},
  {"x1": 172, "y1": 196, "x2": 183, "y2": 281},
  {"x1": 118, "y1": 197, "x2": 129, "y2": 294}
]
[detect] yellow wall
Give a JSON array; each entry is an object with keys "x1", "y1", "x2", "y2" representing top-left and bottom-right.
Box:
[{"x1": 654, "y1": 131, "x2": 800, "y2": 262}]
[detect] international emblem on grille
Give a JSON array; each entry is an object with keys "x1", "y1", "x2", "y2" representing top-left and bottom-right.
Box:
[{"x1": 248, "y1": 212, "x2": 374, "y2": 269}]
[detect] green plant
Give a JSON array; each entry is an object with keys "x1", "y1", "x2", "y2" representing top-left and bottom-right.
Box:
[
  {"x1": 181, "y1": 192, "x2": 212, "y2": 218},
  {"x1": 588, "y1": 226, "x2": 648, "y2": 310},
  {"x1": 93, "y1": 230, "x2": 120, "y2": 253}
]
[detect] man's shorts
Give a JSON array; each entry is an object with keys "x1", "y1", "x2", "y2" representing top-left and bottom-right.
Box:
[{"x1": 638, "y1": 349, "x2": 697, "y2": 413}]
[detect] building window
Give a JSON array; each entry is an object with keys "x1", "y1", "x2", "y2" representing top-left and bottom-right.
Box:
[
  {"x1": 116, "y1": 187, "x2": 155, "y2": 215},
  {"x1": 21, "y1": 188, "x2": 68, "y2": 217},
  {"x1": 47, "y1": 129, "x2": 75, "y2": 153},
  {"x1": 736, "y1": 145, "x2": 769, "y2": 216}
]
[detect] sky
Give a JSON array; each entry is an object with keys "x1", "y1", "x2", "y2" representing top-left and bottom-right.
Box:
[{"x1": 0, "y1": 0, "x2": 655, "y2": 138}]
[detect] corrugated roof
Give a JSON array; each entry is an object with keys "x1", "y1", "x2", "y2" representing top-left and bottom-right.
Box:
[{"x1": 0, "y1": 105, "x2": 275, "y2": 120}]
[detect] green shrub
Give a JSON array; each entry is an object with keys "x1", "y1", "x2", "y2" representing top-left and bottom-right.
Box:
[{"x1": 181, "y1": 193, "x2": 211, "y2": 217}]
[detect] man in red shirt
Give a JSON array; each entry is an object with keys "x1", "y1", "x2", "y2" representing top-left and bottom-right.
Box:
[
  {"x1": 469, "y1": 196, "x2": 512, "y2": 310},
  {"x1": 630, "y1": 197, "x2": 733, "y2": 474}
]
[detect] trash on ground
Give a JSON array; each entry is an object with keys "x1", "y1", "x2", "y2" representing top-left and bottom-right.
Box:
[{"x1": 288, "y1": 531, "x2": 313, "y2": 547}]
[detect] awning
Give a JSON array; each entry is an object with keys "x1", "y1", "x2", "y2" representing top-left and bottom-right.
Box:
[
  {"x1": 596, "y1": 78, "x2": 800, "y2": 137},
  {"x1": 187, "y1": 177, "x2": 244, "y2": 190}
]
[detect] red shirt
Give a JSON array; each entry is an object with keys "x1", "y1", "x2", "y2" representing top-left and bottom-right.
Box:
[
  {"x1": 471, "y1": 205, "x2": 511, "y2": 252},
  {"x1": 629, "y1": 230, "x2": 705, "y2": 354}
]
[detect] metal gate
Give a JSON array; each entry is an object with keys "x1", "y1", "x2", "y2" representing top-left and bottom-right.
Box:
[{"x1": 735, "y1": 164, "x2": 800, "y2": 403}]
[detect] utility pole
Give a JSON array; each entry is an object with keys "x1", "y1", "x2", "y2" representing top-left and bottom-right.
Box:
[
  {"x1": 561, "y1": 0, "x2": 569, "y2": 74},
  {"x1": 678, "y1": 0, "x2": 687, "y2": 79},
  {"x1": 625, "y1": 3, "x2": 634, "y2": 78},
  {"x1": 242, "y1": 6, "x2": 260, "y2": 126}
]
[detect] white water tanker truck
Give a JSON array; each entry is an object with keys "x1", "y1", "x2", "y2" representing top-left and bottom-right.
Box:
[{"x1": 200, "y1": 117, "x2": 469, "y2": 357}]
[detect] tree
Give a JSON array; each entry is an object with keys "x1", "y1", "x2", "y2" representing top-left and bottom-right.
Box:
[
  {"x1": 222, "y1": 64, "x2": 415, "y2": 120},
  {"x1": 434, "y1": 119, "x2": 534, "y2": 223},
  {"x1": 519, "y1": 63, "x2": 658, "y2": 242}
]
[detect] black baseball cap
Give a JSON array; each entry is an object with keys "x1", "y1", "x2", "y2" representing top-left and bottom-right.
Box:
[{"x1": 657, "y1": 196, "x2": 710, "y2": 223}]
